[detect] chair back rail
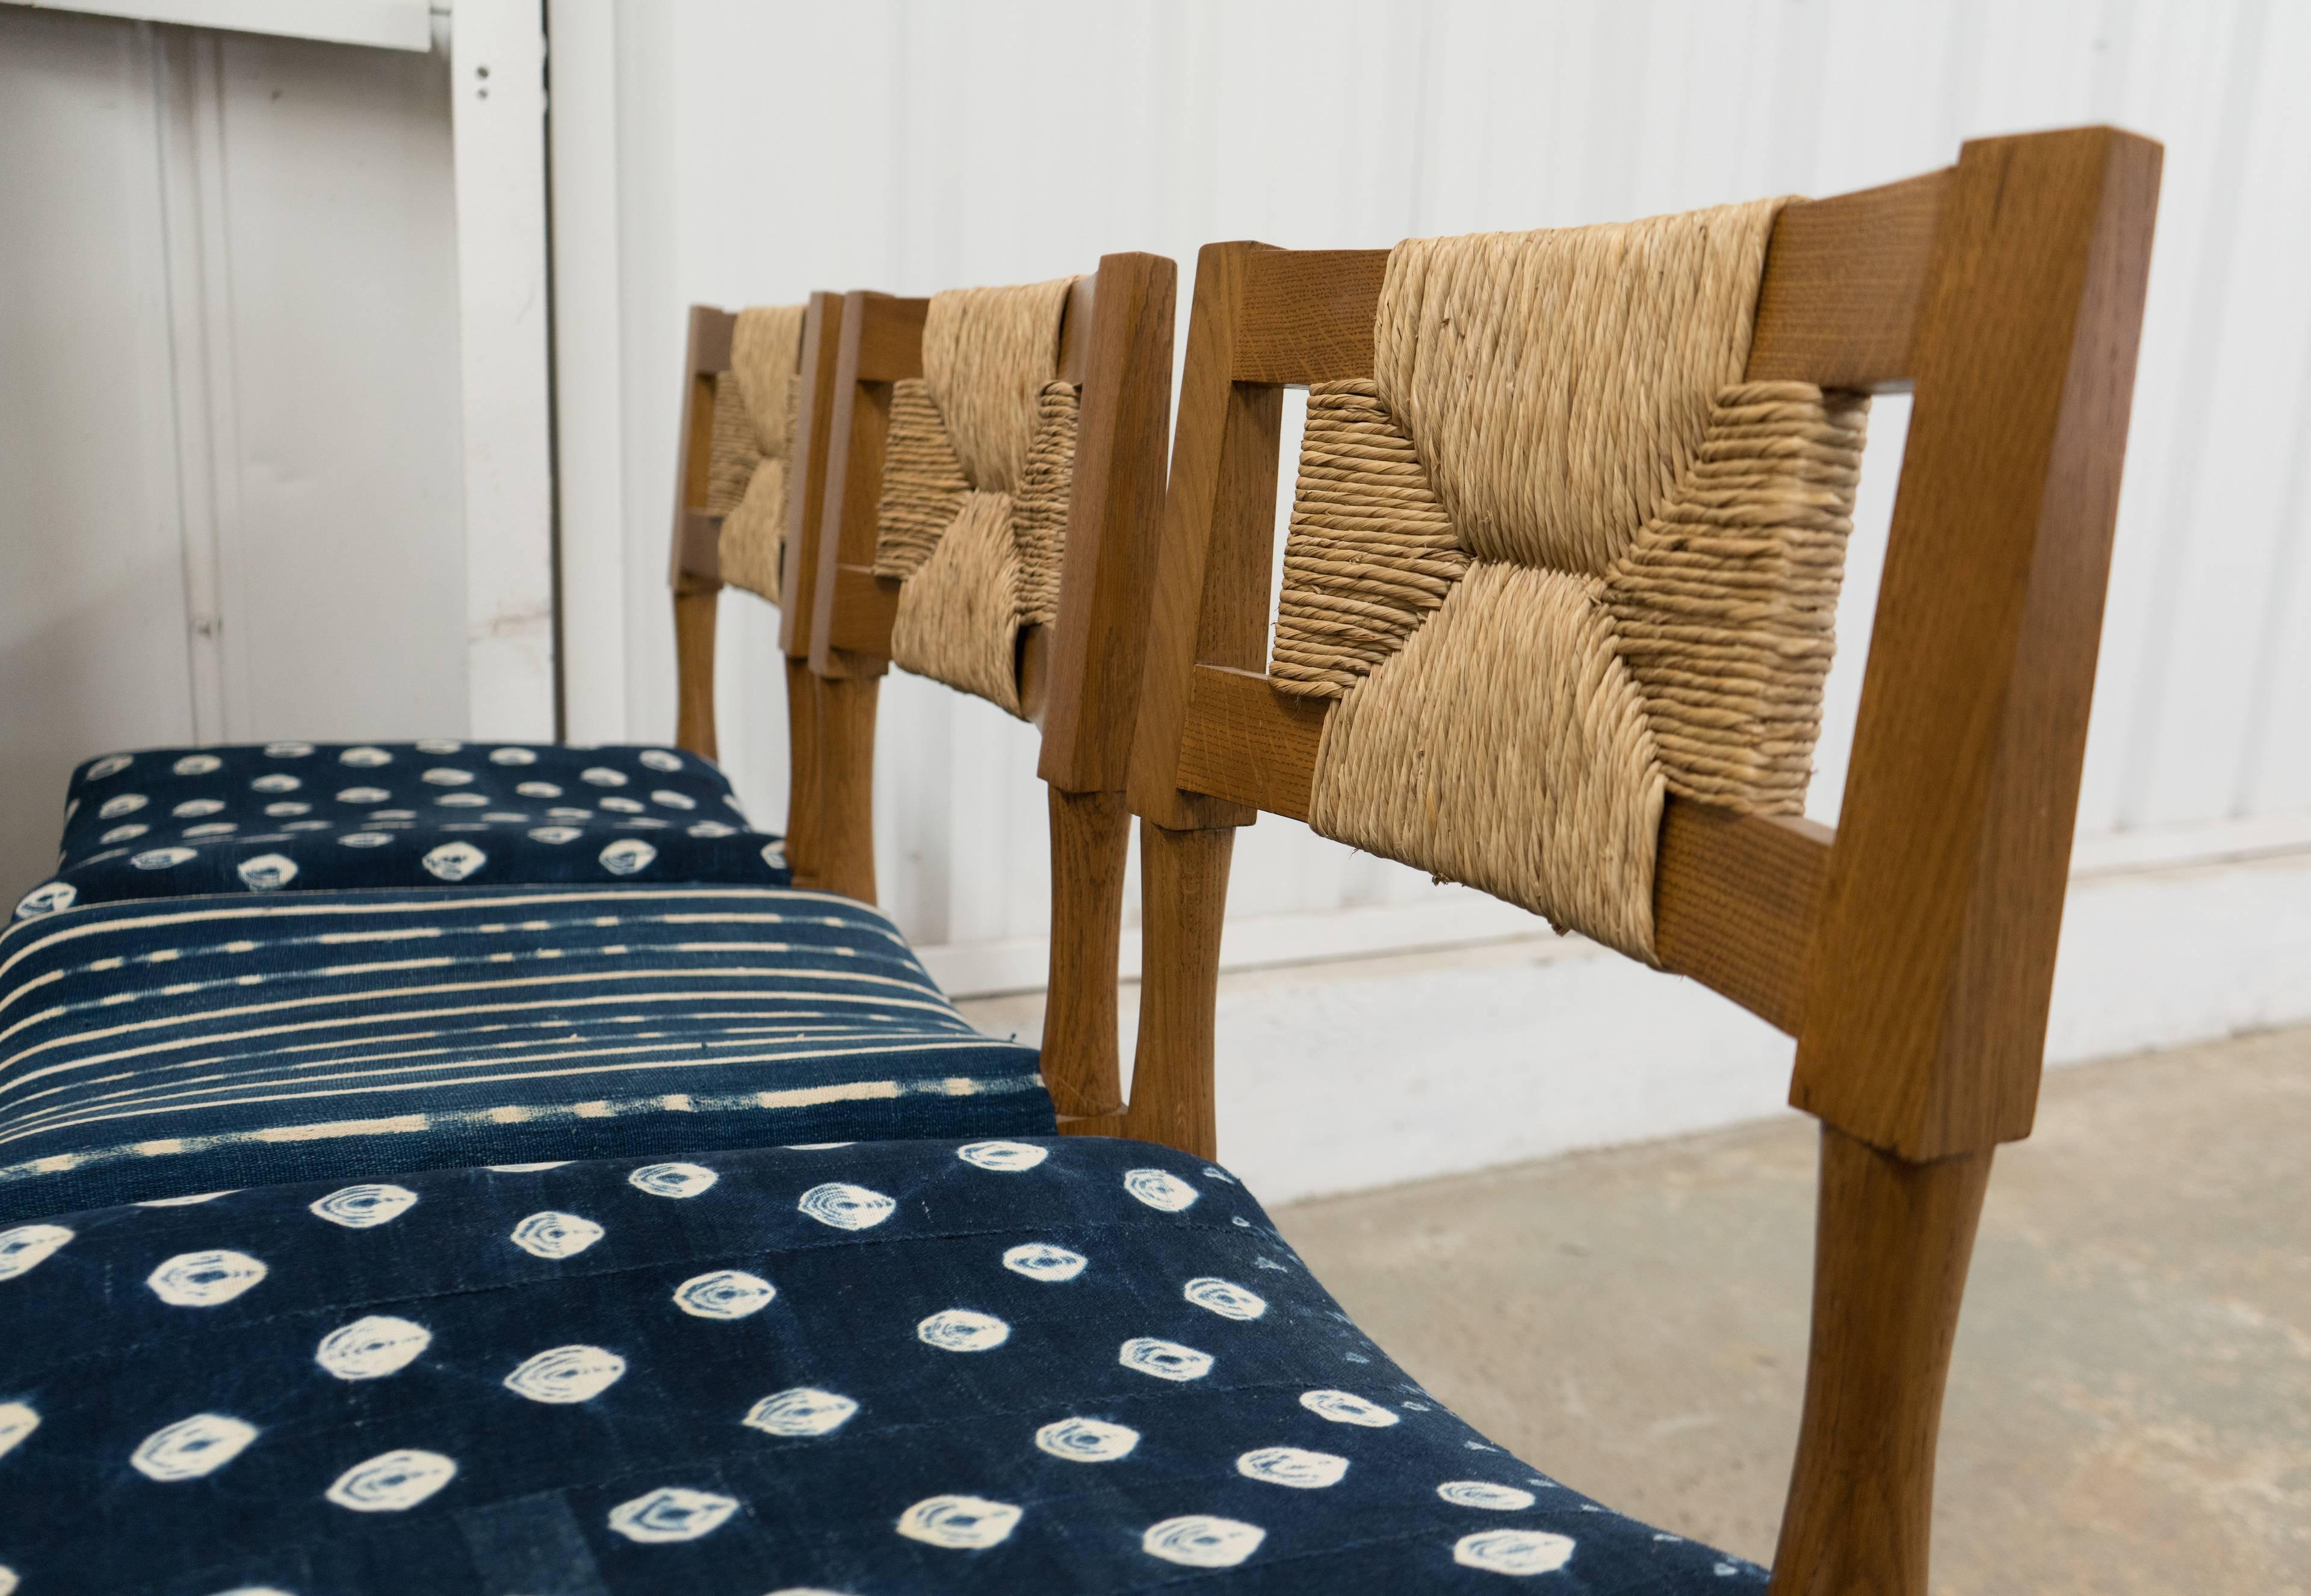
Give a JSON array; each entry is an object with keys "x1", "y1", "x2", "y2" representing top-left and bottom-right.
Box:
[{"x1": 1114, "y1": 126, "x2": 2160, "y2": 1596}]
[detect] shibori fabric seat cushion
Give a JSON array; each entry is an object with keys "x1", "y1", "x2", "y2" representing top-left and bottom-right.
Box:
[
  {"x1": 0, "y1": 886, "x2": 1050, "y2": 1222},
  {"x1": 0, "y1": 1136, "x2": 1767, "y2": 1595},
  {"x1": 15, "y1": 741, "x2": 788, "y2": 921}
]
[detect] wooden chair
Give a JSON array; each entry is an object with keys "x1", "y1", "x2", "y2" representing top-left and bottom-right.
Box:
[
  {"x1": 667, "y1": 292, "x2": 847, "y2": 888},
  {"x1": 1100, "y1": 127, "x2": 2161, "y2": 1593},
  {"x1": 793, "y1": 255, "x2": 1178, "y2": 1121}
]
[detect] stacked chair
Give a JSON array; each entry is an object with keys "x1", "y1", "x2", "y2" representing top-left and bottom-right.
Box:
[
  {"x1": 666, "y1": 289, "x2": 837, "y2": 882},
  {"x1": 0, "y1": 126, "x2": 2158, "y2": 1595}
]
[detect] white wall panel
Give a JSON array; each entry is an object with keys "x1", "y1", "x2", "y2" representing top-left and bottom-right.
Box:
[
  {"x1": 545, "y1": 0, "x2": 630, "y2": 746},
  {"x1": 563, "y1": 0, "x2": 2311, "y2": 980},
  {"x1": 0, "y1": 9, "x2": 200, "y2": 887},
  {"x1": 2084, "y1": 0, "x2": 2251, "y2": 832},
  {"x1": 0, "y1": 7, "x2": 471, "y2": 897},
  {"x1": 204, "y1": 28, "x2": 468, "y2": 740},
  {"x1": 2122, "y1": 0, "x2": 2311, "y2": 826},
  {"x1": 451, "y1": 1, "x2": 555, "y2": 740}
]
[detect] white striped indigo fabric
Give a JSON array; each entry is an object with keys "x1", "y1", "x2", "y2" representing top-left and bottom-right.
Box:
[{"x1": 0, "y1": 886, "x2": 1049, "y2": 1220}]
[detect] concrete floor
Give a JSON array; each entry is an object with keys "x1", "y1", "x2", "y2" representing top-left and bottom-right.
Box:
[{"x1": 1270, "y1": 1025, "x2": 2311, "y2": 1594}]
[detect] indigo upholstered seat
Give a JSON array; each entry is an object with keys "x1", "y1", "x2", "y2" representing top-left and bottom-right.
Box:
[
  {"x1": 17, "y1": 741, "x2": 789, "y2": 922},
  {"x1": 0, "y1": 1136, "x2": 1764, "y2": 1593},
  {"x1": 0, "y1": 887, "x2": 1049, "y2": 1221}
]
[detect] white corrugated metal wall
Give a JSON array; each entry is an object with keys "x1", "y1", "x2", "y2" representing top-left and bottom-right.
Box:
[
  {"x1": 555, "y1": 0, "x2": 2311, "y2": 986},
  {"x1": 4, "y1": 0, "x2": 2298, "y2": 1197}
]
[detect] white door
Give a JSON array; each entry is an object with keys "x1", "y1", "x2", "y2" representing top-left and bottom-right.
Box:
[{"x1": 0, "y1": 1, "x2": 549, "y2": 894}]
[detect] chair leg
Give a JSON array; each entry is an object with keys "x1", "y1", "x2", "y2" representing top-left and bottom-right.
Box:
[
  {"x1": 781, "y1": 656, "x2": 823, "y2": 888},
  {"x1": 672, "y1": 586, "x2": 719, "y2": 761},
  {"x1": 1115, "y1": 821, "x2": 1232, "y2": 1160},
  {"x1": 814, "y1": 673, "x2": 879, "y2": 904},
  {"x1": 1042, "y1": 787, "x2": 1130, "y2": 1119},
  {"x1": 1769, "y1": 1125, "x2": 1993, "y2": 1596}
]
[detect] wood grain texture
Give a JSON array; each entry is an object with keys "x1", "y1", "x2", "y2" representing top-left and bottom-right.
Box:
[
  {"x1": 778, "y1": 292, "x2": 846, "y2": 661},
  {"x1": 1126, "y1": 243, "x2": 1282, "y2": 830},
  {"x1": 772, "y1": 289, "x2": 846, "y2": 886},
  {"x1": 823, "y1": 563, "x2": 901, "y2": 657},
  {"x1": 809, "y1": 291, "x2": 918, "y2": 680},
  {"x1": 1174, "y1": 664, "x2": 1325, "y2": 822},
  {"x1": 790, "y1": 295, "x2": 906, "y2": 900},
  {"x1": 811, "y1": 575, "x2": 1050, "y2": 694},
  {"x1": 667, "y1": 306, "x2": 734, "y2": 755},
  {"x1": 1748, "y1": 170, "x2": 1948, "y2": 391},
  {"x1": 1792, "y1": 128, "x2": 2163, "y2": 1161},
  {"x1": 676, "y1": 511, "x2": 721, "y2": 583},
  {"x1": 781, "y1": 655, "x2": 823, "y2": 889},
  {"x1": 813, "y1": 673, "x2": 879, "y2": 904},
  {"x1": 670, "y1": 587, "x2": 718, "y2": 762},
  {"x1": 1172, "y1": 663, "x2": 1830, "y2": 1033},
  {"x1": 1039, "y1": 786, "x2": 1130, "y2": 1118},
  {"x1": 1220, "y1": 176, "x2": 1957, "y2": 394},
  {"x1": 1768, "y1": 1128, "x2": 1993, "y2": 1596},
  {"x1": 854, "y1": 292, "x2": 927, "y2": 383},
  {"x1": 669, "y1": 304, "x2": 735, "y2": 587},
  {"x1": 1654, "y1": 806, "x2": 1830, "y2": 1036},
  {"x1": 1117, "y1": 821, "x2": 1231, "y2": 1160},
  {"x1": 1056, "y1": 272, "x2": 1097, "y2": 387},
  {"x1": 1040, "y1": 253, "x2": 1180, "y2": 794},
  {"x1": 678, "y1": 378, "x2": 719, "y2": 566},
  {"x1": 1232, "y1": 248, "x2": 1389, "y2": 383}
]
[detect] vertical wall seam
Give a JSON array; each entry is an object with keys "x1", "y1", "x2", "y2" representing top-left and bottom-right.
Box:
[
  {"x1": 146, "y1": 26, "x2": 208, "y2": 741},
  {"x1": 2114, "y1": 0, "x2": 2266, "y2": 828},
  {"x1": 539, "y1": 0, "x2": 568, "y2": 742},
  {"x1": 2232, "y1": 336, "x2": 2311, "y2": 813}
]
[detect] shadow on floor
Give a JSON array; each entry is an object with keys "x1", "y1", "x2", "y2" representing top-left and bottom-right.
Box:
[{"x1": 1271, "y1": 1026, "x2": 2311, "y2": 1594}]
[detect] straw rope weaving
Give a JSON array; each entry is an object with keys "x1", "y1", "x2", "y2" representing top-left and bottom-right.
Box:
[
  {"x1": 874, "y1": 277, "x2": 1083, "y2": 717},
  {"x1": 704, "y1": 304, "x2": 807, "y2": 604},
  {"x1": 1273, "y1": 201, "x2": 1868, "y2": 960}
]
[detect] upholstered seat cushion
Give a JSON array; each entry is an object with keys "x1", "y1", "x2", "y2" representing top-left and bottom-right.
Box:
[
  {"x1": 16, "y1": 741, "x2": 788, "y2": 921},
  {"x1": 0, "y1": 886, "x2": 1049, "y2": 1221},
  {"x1": 0, "y1": 1136, "x2": 1765, "y2": 1594}
]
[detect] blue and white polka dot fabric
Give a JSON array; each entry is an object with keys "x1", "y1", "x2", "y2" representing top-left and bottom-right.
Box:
[
  {"x1": 0, "y1": 1137, "x2": 1767, "y2": 1594},
  {"x1": 19, "y1": 742, "x2": 787, "y2": 920}
]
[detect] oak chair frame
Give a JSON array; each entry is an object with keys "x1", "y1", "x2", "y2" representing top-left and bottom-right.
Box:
[
  {"x1": 1103, "y1": 128, "x2": 2161, "y2": 1594},
  {"x1": 799, "y1": 254, "x2": 1181, "y2": 1121},
  {"x1": 667, "y1": 292, "x2": 848, "y2": 888}
]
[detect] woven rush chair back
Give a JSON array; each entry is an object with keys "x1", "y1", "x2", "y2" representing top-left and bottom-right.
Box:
[
  {"x1": 1116, "y1": 127, "x2": 2159, "y2": 1594},
  {"x1": 800, "y1": 254, "x2": 1179, "y2": 1120},
  {"x1": 667, "y1": 292, "x2": 846, "y2": 887}
]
